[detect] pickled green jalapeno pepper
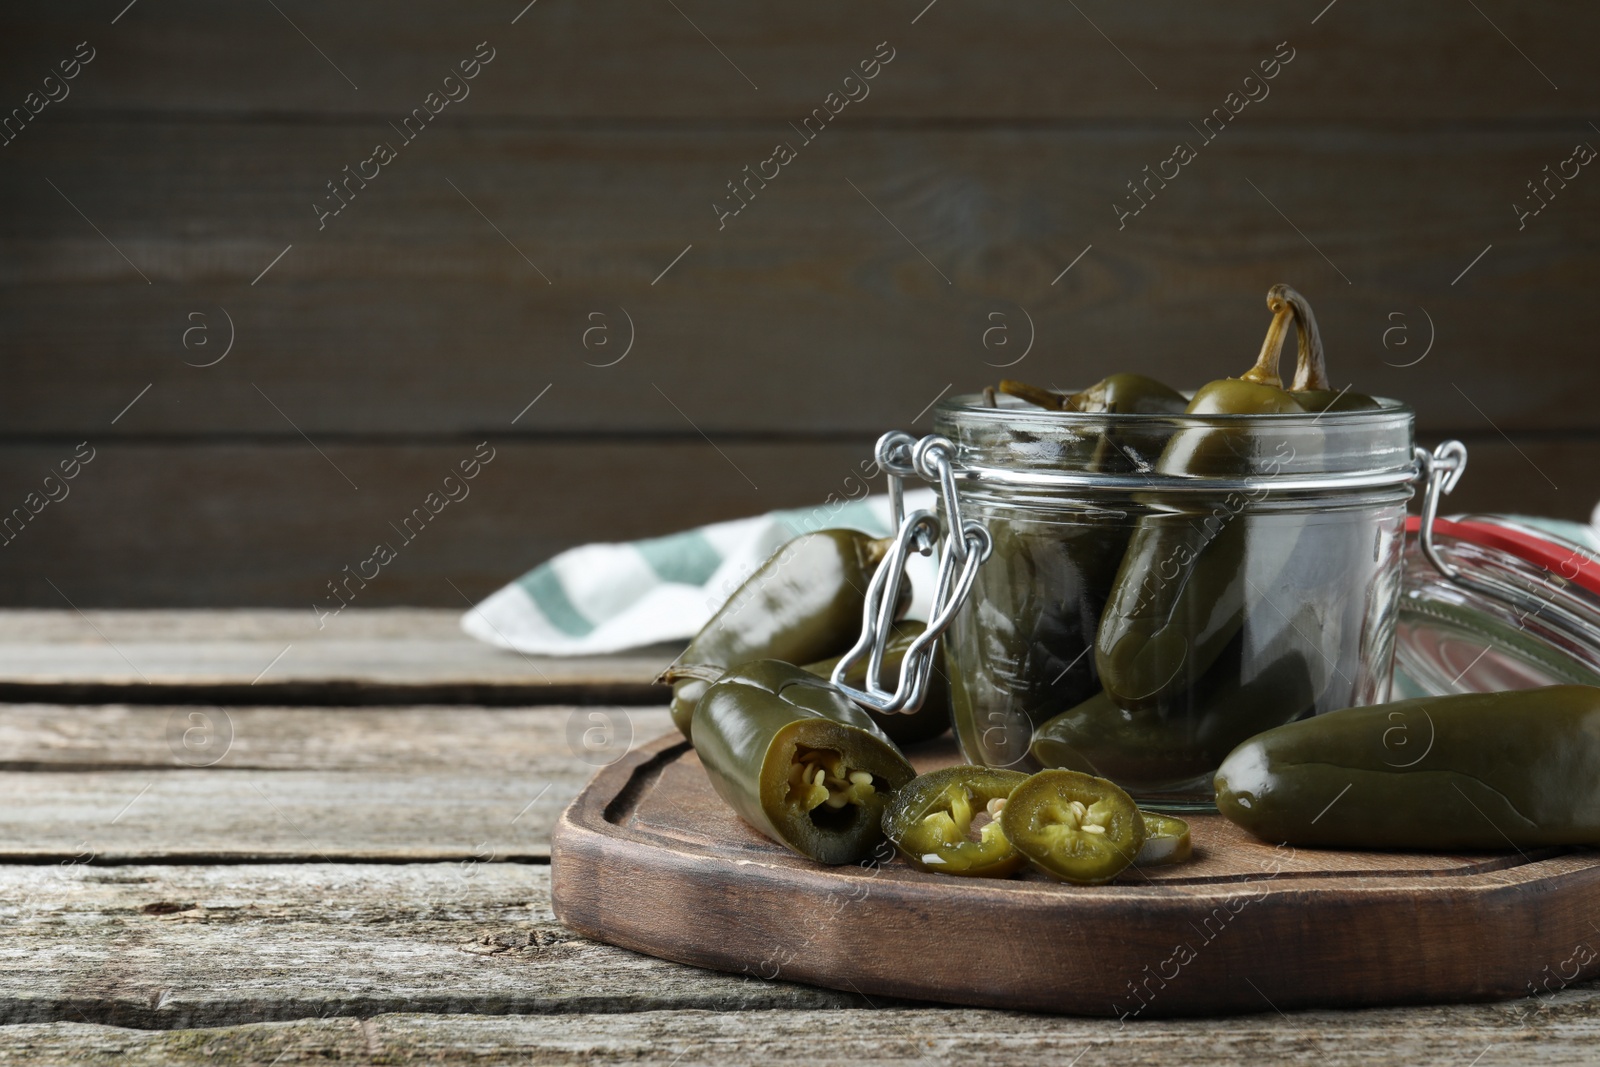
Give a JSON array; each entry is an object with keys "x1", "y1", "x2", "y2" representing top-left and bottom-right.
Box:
[
  {"x1": 1001, "y1": 374, "x2": 1189, "y2": 473},
  {"x1": 1029, "y1": 644, "x2": 1316, "y2": 791},
  {"x1": 1000, "y1": 769, "x2": 1145, "y2": 883},
  {"x1": 999, "y1": 374, "x2": 1188, "y2": 415},
  {"x1": 1135, "y1": 812, "x2": 1192, "y2": 866},
  {"x1": 882, "y1": 766, "x2": 1029, "y2": 877},
  {"x1": 692, "y1": 659, "x2": 916, "y2": 864},
  {"x1": 947, "y1": 518, "x2": 1126, "y2": 771},
  {"x1": 1214, "y1": 686, "x2": 1600, "y2": 849},
  {"x1": 803, "y1": 620, "x2": 951, "y2": 746},
  {"x1": 1095, "y1": 287, "x2": 1312, "y2": 710},
  {"x1": 660, "y1": 529, "x2": 898, "y2": 739},
  {"x1": 999, "y1": 520, "x2": 1127, "y2": 700}
]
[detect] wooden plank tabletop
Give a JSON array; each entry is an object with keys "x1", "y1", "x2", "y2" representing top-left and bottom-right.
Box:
[
  {"x1": 2, "y1": 609, "x2": 1597, "y2": 1064},
  {"x1": 0, "y1": 609, "x2": 671, "y2": 704}
]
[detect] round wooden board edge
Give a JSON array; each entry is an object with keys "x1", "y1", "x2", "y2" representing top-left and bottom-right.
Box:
[{"x1": 552, "y1": 731, "x2": 1600, "y2": 1017}]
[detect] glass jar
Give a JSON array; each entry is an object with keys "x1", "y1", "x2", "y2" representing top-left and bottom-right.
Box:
[{"x1": 930, "y1": 392, "x2": 1419, "y2": 808}]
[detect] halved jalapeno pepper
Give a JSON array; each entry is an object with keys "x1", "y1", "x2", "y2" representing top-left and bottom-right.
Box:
[
  {"x1": 999, "y1": 769, "x2": 1145, "y2": 884},
  {"x1": 1135, "y1": 811, "x2": 1192, "y2": 866},
  {"x1": 692, "y1": 659, "x2": 916, "y2": 865},
  {"x1": 882, "y1": 766, "x2": 1029, "y2": 877}
]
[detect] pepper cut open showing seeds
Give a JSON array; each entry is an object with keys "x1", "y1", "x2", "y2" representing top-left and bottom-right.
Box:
[
  {"x1": 693, "y1": 659, "x2": 915, "y2": 866},
  {"x1": 1000, "y1": 769, "x2": 1145, "y2": 884},
  {"x1": 788, "y1": 745, "x2": 880, "y2": 823},
  {"x1": 882, "y1": 766, "x2": 1029, "y2": 877}
]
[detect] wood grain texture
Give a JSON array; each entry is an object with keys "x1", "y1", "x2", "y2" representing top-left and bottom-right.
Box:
[
  {"x1": 0, "y1": 858, "x2": 1593, "y2": 1040},
  {"x1": 0, "y1": 704, "x2": 673, "y2": 862},
  {"x1": 0, "y1": 437, "x2": 1591, "y2": 608},
  {"x1": 2, "y1": 1, "x2": 1595, "y2": 120},
  {"x1": 8, "y1": 1000, "x2": 1600, "y2": 1067},
  {"x1": 554, "y1": 732, "x2": 1600, "y2": 1016},
  {"x1": 0, "y1": 609, "x2": 670, "y2": 701},
  {"x1": 0, "y1": 440, "x2": 872, "y2": 607},
  {"x1": 3, "y1": 123, "x2": 1599, "y2": 437},
  {"x1": 6, "y1": 6, "x2": 1598, "y2": 607},
  {"x1": 0, "y1": 863, "x2": 864, "y2": 1028}
]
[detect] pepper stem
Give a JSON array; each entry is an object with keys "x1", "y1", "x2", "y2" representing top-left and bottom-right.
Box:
[
  {"x1": 656, "y1": 663, "x2": 724, "y2": 686},
  {"x1": 1271, "y1": 284, "x2": 1330, "y2": 391},
  {"x1": 998, "y1": 379, "x2": 1069, "y2": 410},
  {"x1": 1240, "y1": 290, "x2": 1295, "y2": 387},
  {"x1": 863, "y1": 535, "x2": 893, "y2": 571}
]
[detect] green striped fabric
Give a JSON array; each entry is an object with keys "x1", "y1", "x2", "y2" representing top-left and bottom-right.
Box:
[{"x1": 462, "y1": 490, "x2": 937, "y2": 655}]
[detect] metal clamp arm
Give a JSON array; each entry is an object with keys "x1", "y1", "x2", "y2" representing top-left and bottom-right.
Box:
[{"x1": 831, "y1": 433, "x2": 991, "y2": 715}]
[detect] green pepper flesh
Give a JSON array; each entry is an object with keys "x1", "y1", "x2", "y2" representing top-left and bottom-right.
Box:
[
  {"x1": 1135, "y1": 811, "x2": 1193, "y2": 866},
  {"x1": 882, "y1": 766, "x2": 1029, "y2": 877},
  {"x1": 1000, "y1": 769, "x2": 1145, "y2": 884}
]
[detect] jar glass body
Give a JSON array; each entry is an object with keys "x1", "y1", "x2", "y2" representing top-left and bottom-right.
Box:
[
  {"x1": 1393, "y1": 515, "x2": 1600, "y2": 697},
  {"x1": 933, "y1": 395, "x2": 1416, "y2": 808}
]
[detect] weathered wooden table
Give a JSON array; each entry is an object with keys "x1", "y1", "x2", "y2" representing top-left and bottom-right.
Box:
[{"x1": 2, "y1": 609, "x2": 1597, "y2": 1064}]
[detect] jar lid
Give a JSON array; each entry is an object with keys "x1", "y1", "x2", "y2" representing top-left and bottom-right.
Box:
[{"x1": 1393, "y1": 512, "x2": 1600, "y2": 697}]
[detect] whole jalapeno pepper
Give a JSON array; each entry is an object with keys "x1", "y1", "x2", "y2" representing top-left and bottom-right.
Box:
[
  {"x1": 999, "y1": 374, "x2": 1189, "y2": 474},
  {"x1": 999, "y1": 768, "x2": 1146, "y2": 884},
  {"x1": 946, "y1": 375, "x2": 1186, "y2": 768},
  {"x1": 803, "y1": 620, "x2": 951, "y2": 747},
  {"x1": 946, "y1": 516, "x2": 1126, "y2": 771},
  {"x1": 659, "y1": 529, "x2": 901, "y2": 739},
  {"x1": 1214, "y1": 685, "x2": 1600, "y2": 849},
  {"x1": 881, "y1": 766, "x2": 1030, "y2": 877},
  {"x1": 1094, "y1": 286, "x2": 1314, "y2": 711},
  {"x1": 692, "y1": 659, "x2": 917, "y2": 865},
  {"x1": 1030, "y1": 644, "x2": 1316, "y2": 792}
]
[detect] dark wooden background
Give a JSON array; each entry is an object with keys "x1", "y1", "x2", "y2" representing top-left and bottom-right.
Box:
[{"x1": 2, "y1": 1, "x2": 1597, "y2": 607}]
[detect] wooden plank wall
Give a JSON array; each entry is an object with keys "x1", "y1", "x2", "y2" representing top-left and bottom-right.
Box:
[{"x1": 1, "y1": 1, "x2": 1597, "y2": 606}]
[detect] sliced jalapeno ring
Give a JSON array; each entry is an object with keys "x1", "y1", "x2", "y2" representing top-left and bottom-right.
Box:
[
  {"x1": 882, "y1": 766, "x2": 1029, "y2": 877},
  {"x1": 999, "y1": 769, "x2": 1145, "y2": 885},
  {"x1": 1135, "y1": 811, "x2": 1193, "y2": 866}
]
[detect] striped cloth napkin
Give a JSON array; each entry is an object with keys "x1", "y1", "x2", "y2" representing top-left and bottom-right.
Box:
[{"x1": 462, "y1": 491, "x2": 938, "y2": 655}]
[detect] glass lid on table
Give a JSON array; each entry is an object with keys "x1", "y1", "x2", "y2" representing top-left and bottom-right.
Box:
[{"x1": 1396, "y1": 502, "x2": 1600, "y2": 698}]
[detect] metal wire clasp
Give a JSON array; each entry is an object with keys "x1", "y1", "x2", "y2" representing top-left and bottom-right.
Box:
[
  {"x1": 1414, "y1": 438, "x2": 1596, "y2": 639},
  {"x1": 1414, "y1": 440, "x2": 1469, "y2": 583},
  {"x1": 831, "y1": 432, "x2": 992, "y2": 715}
]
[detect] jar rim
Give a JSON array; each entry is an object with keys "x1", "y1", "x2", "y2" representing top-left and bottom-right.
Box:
[
  {"x1": 934, "y1": 391, "x2": 1414, "y2": 426},
  {"x1": 932, "y1": 391, "x2": 1418, "y2": 493}
]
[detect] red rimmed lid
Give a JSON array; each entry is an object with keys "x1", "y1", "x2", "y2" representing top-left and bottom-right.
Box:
[
  {"x1": 1395, "y1": 514, "x2": 1600, "y2": 697},
  {"x1": 1403, "y1": 515, "x2": 1600, "y2": 597}
]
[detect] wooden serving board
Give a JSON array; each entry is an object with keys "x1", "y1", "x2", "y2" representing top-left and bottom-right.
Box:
[{"x1": 552, "y1": 732, "x2": 1600, "y2": 1018}]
